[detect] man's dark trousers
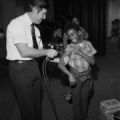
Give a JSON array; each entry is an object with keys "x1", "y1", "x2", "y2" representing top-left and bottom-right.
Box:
[{"x1": 9, "y1": 60, "x2": 42, "y2": 120}]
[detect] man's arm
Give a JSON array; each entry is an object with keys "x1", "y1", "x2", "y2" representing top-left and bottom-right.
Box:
[{"x1": 16, "y1": 43, "x2": 58, "y2": 58}]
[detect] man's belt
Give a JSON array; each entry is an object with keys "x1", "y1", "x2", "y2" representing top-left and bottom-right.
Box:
[{"x1": 9, "y1": 59, "x2": 35, "y2": 64}]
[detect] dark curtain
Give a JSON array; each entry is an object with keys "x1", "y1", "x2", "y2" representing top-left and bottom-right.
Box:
[
  {"x1": 53, "y1": 0, "x2": 106, "y2": 56},
  {"x1": 15, "y1": 0, "x2": 23, "y2": 6}
]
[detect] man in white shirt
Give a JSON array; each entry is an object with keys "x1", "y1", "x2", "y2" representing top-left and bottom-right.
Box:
[{"x1": 6, "y1": 0, "x2": 57, "y2": 120}]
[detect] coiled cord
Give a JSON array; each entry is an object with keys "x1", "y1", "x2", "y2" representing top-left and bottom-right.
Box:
[{"x1": 42, "y1": 56, "x2": 60, "y2": 120}]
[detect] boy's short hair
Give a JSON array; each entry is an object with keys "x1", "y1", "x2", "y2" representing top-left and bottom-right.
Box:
[{"x1": 64, "y1": 23, "x2": 80, "y2": 33}]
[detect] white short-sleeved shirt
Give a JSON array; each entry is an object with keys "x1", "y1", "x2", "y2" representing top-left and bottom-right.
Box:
[{"x1": 6, "y1": 13, "x2": 43, "y2": 60}]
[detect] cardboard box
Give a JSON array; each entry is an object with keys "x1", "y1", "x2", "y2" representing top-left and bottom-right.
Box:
[{"x1": 100, "y1": 99, "x2": 120, "y2": 120}]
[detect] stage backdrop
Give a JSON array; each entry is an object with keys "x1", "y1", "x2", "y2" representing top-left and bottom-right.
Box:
[{"x1": 53, "y1": 0, "x2": 107, "y2": 56}]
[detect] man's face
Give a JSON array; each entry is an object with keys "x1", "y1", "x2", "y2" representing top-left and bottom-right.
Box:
[
  {"x1": 67, "y1": 29, "x2": 78, "y2": 44},
  {"x1": 34, "y1": 8, "x2": 47, "y2": 24}
]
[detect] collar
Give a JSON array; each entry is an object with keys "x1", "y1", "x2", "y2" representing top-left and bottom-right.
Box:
[{"x1": 24, "y1": 13, "x2": 32, "y2": 26}]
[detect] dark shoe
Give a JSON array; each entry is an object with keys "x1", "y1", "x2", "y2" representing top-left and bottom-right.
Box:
[{"x1": 65, "y1": 94, "x2": 73, "y2": 104}]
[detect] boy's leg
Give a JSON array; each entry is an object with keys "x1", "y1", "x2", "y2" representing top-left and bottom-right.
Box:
[{"x1": 72, "y1": 79, "x2": 91, "y2": 120}]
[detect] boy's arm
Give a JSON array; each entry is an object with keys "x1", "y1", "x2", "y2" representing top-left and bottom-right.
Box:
[
  {"x1": 73, "y1": 46, "x2": 95, "y2": 65},
  {"x1": 80, "y1": 51, "x2": 95, "y2": 65},
  {"x1": 74, "y1": 42, "x2": 96, "y2": 65},
  {"x1": 58, "y1": 51, "x2": 76, "y2": 84},
  {"x1": 58, "y1": 51, "x2": 72, "y2": 76}
]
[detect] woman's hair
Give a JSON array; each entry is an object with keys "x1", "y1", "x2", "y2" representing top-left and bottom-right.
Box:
[
  {"x1": 63, "y1": 23, "x2": 80, "y2": 33},
  {"x1": 23, "y1": 0, "x2": 49, "y2": 12}
]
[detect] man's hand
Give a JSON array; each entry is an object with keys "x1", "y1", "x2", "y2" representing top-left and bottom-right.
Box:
[{"x1": 47, "y1": 49, "x2": 58, "y2": 58}]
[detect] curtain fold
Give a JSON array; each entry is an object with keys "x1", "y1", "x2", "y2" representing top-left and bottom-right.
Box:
[{"x1": 53, "y1": 0, "x2": 106, "y2": 55}]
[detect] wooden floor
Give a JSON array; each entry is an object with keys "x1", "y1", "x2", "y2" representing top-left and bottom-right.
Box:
[{"x1": 0, "y1": 47, "x2": 120, "y2": 120}]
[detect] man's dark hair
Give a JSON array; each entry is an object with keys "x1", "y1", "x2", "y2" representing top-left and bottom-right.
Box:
[{"x1": 23, "y1": 0, "x2": 49, "y2": 12}]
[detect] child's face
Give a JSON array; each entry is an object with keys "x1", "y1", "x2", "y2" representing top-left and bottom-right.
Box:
[
  {"x1": 67, "y1": 29, "x2": 78, "y2": 44},
  {"x1": 56, "y1": 28, "x2": 62, "y2": 37},
  {"x1": 54, "y1": 28, "x2": 62, "y2": 38},
  {"x1": 72, "y1": 18, "x2": 79, "y2": 25}
]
